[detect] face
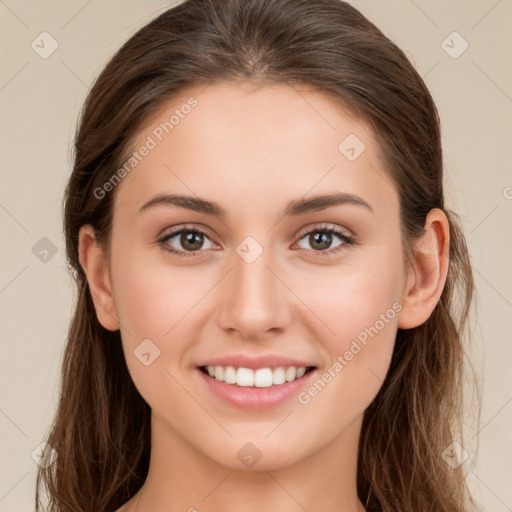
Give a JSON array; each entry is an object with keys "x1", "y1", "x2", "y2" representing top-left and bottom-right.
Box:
[{"x1": 98, "y1": 81, "x2": 412, "y2": 470}]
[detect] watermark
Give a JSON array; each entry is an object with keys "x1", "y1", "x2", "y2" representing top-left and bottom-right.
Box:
[
  {"x1": 441, "y1": 441, "x2": 469, "y2": 469},
  {"x1": 441, "y1": 31, "x2": 469, "y2": 60},
  {"x1": 31, "y1": 31, "x2": 59, "y2": 59},
  {"x1": 237, "y1": 442, "x2": 262, "y2": 468},
  {"x1": 93, "y1": 96, "x2": 198, "y2": 200},
  {"x1": 31, "y1": 442, "x2": 58, "y2": 468},
  {"x1": 503, "y1": 186, "x2": 512, "y2": 200},
  {"x1": 236, "y1": 236, "x2": 264, "y2": 264},
  {"x1": 32, "y1": 236, "x2": 57, "y2": 263},
  {"x1": 297, "y1": 301, "x2": 402, "y2": 405},
  {"x1": 338, "y1": 133, "x2": 366, "y2": 161},
  {"x1": 134, "y1": 338, "x2": 161, "y2": 366}
]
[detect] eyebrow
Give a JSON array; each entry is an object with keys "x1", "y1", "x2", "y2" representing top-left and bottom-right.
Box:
[{"x1": 138, "y1": 191, "x2": 374, "y2": 218}]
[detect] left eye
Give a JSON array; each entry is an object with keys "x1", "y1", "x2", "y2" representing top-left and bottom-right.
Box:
[
  {"x1": 157, "y1": 225, "x2": 354, "y2": 257},
  {"x1": 295, "y1": 226, "x2": 353, "y2": 254}
]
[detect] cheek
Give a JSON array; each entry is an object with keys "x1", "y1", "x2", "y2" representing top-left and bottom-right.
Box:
[
  {"x1": 110, "y1": 250, "x2": 219, "y2": 388},
  {"x1": 112, "y1": 244, "x2": 212, "y2": 341},
  {"x1": 111, "y1": 263, "x2": 206, "y2": 412},
  {"x1": 291, "y1": 282, "x2": 399, "y2": 449},
  {"x1": 291, "y1": 250, "x2": 403, "y2": 411},
  {"x1": 292, "y1": 245, "x2": 404, "y2": 345}
]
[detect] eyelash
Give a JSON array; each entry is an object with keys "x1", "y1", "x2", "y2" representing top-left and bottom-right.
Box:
[{"x1": 157, "y1": 224, "x2": 355, "y2": 258}]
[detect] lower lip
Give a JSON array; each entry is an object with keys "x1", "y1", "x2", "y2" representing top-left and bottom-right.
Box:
[{"x1": 196, "y1": 368, "x2": 317, "y2": 410}]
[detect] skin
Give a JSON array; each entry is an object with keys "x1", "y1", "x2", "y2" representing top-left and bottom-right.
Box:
[{"x1": 78, "y1": 81, "x2": 449, "y2": 512}]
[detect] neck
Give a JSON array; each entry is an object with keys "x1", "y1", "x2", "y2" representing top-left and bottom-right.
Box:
[{"x1": 128, "y1": 412, "x2": 367, "y2": 512}]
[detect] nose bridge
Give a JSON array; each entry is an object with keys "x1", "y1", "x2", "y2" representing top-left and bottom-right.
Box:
[{"x1": 217, "y1": 237, "x2": 292, "y2": 338}]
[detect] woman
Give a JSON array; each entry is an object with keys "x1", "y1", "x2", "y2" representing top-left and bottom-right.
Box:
[{"x1": 36, "y1": 0, "x2": 481, "y2": 510}]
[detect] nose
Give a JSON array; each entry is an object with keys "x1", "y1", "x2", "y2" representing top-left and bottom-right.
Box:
[{"x1": 217, "y1": 245, "x2": 293, "y2": 342}]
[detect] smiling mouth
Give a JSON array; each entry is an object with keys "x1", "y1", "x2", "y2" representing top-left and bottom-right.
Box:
[{"x1": 198, "y1": 365, "x2": 317, "y2": 388}]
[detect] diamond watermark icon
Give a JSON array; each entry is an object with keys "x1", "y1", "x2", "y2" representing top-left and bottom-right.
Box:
[
  {"x1": 441, "y1": 31, "x2": 468, "y2": 59},
  {"x1": 31, "y1": 31, "x2": 59, "y2": 59},
  {"x1": 134, "y1": 338, "x2": 161, "y2": 366},
  {"x1": 237, "y1": 442, "x2": 262, "y2": 468},
  {"x1": 32, "y1": 237, "x2": 57, "y2": 263},
  {"x1": 236, "y1": 236, "x2": 263, "y2": 264},
  {"x1": 441, "y1": 441, "x2": 469, "y2": 469},
  {"x1": 338, "y1": 133, "x2": 366, "y2": 161},
  {"x1": 31, "y1": 442, "x2": 58, "y2": 469}
]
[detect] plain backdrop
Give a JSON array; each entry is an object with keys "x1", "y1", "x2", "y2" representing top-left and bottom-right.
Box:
[{"x1": 1, "y1": 1, "x2": 511, "y2": 510}]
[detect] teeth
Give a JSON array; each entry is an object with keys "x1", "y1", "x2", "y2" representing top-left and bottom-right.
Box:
[
  {"x1": 254, "y1": 368, "x2": 273, "y2": 388},
  {"x1": 205, "y1": 365, "x2": 310, "y2": 387},
  {"x1": 285, "y1": 367, "x2": 296, "y2": 382},
  {"x1": 236, "y1": 367, "x2": 254, "y2": 387},
  {"x1": 224, "y1": 366, "x2": 237, "y2": 384},
  {"x1": 272, "y1": 367, "x2": 286, "y2": 385},
  {"x1": 214, "y1": 366, "x2": 224, "y2": 381}
]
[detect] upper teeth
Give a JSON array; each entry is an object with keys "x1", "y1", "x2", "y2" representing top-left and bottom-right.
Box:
[{"x1": 206, "y1": 365, "x2": 307, "y2": 387}]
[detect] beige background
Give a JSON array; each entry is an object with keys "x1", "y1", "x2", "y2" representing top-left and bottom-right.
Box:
[{"x1": 1, "y1": 1, "x2": 511, "y2": 510}]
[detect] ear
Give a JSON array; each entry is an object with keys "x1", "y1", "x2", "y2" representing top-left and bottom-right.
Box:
[
  {"x1": 397, "y1": 208, "x2": 450, "y2": 330},
  {"x1": 78, "y1": 224, "x2": 120, "y2": 331}
]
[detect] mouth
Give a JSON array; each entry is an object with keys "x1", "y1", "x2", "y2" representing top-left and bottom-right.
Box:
[
  {"x1": 198, "y1": 365, "x2": 317, "y2": 388},
  {"x1": 195, "y1": 353, "x2": 319, "y2": 410}
]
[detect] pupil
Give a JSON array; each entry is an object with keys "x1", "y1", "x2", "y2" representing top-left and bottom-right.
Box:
[
  {"x1": 182, "y1": 231, "x2": 203, "y2": 250},
  {"x1": 311, "y1": 232, "x2": 331, "y2": 250}
]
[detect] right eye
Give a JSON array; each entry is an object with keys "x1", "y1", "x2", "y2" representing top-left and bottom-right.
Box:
[{"x1": 157, "y1": 226, "x2": 218, "y2": 257}]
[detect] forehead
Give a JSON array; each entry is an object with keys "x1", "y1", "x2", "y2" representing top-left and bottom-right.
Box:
[{"x1": 112, "y1": 81, "x2": 398, "y2": 223}]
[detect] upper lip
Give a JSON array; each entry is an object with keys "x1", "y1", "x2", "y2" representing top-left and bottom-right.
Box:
[{"x1": 197, "y1": 354, "x2": 317, "y2": 370}]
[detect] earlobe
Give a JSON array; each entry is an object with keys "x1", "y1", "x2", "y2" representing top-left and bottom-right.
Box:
[
  {"x1": 78, "y1": 225, "x2": 120, "y2": 331},
  {"x1": 397, "y1": 208, "x2": 450, "y2": 330}
]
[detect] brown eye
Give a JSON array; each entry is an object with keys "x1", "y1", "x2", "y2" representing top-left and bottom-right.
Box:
[
  {"x1": 296, "y1": 226, "x2": 354, "y2": 255},
  {"x1": 158, "y1": 227, "x2": 216, "y2": 256},
  {"x1": 308, "y1": 231, "x2": 334, "y2": 251},
  {"x1": 179, "y1": 231, "x2": 205, "y2": 251}
]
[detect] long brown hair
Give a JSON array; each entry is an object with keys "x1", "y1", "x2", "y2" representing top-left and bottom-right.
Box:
[{"x1": 36, "y1": 0, "x2": 481, "y2": 510}]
